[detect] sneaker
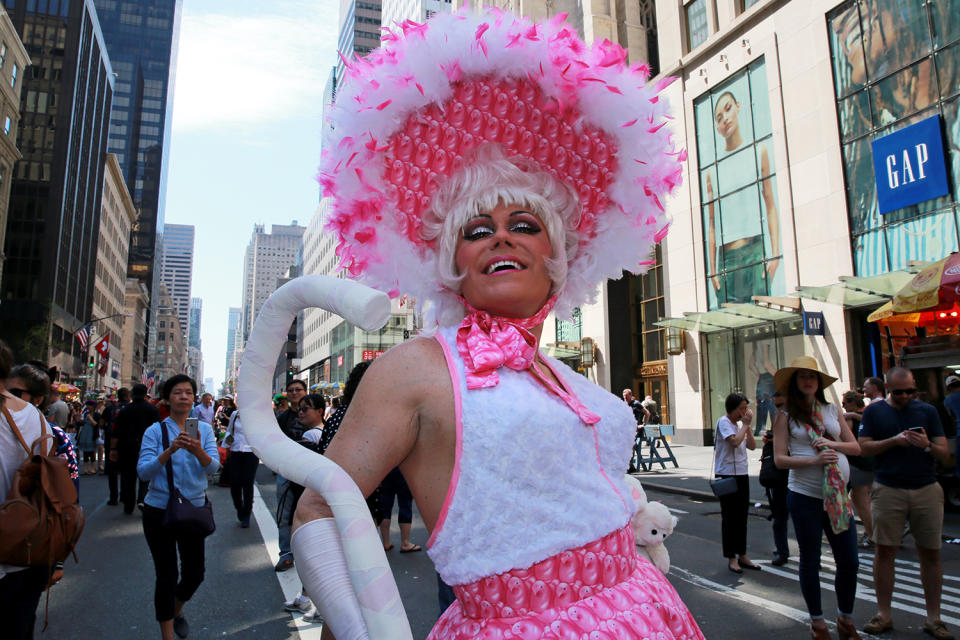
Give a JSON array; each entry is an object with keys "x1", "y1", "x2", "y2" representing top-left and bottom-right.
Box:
[
  {"x1": 859, "y1": 533, "x2": 875, "y2": 549},
  {"x1": 275, "y1": 554, "x2": 294, "y2": 572},
  {"x1": 771, "y1": 554, "x2": 788, "y2": 566},
  {"x1": 303, "y1": 608, "x2": 324, "y2": 624},
  {"x1": 173, "y1": 614, "x2": 189, "y2": 639},
  {"x1": 284, "y1": 593, "x2": 313, "y2": 613},
  {"x1": 239, "y1": 516, "x2": 250, "y2": 528}
]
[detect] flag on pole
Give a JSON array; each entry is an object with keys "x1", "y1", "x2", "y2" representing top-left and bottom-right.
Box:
[
  {"x1": 141, "y1": 370, "x2": 156, "y2": 391},
  {"x1": 93, "y1": 333, "x2": 110, "y2": 358},
  {"x1": 97, "y1": 359, "x2": 108, "y2": 376},
  {"x1": 75, "y1": 325, "x2": 90, "y2": 349}
]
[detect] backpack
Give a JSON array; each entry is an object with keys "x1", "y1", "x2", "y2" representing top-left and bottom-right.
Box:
[
  {"x1": 0, "y1": 404, "x2": 85, "y2": 568},
  {"x1": 758, "y1": 440, "x2": 788, "y2": 489}
]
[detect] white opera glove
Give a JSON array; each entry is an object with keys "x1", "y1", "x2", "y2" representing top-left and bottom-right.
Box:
[{"x1": 291, "y1": 518, "x2": 370, "y2": 640}]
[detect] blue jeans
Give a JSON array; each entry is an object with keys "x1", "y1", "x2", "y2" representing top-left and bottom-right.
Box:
[
  {"x1": 276, "y1": 475, "x2": 293, "y2": 557},
  {"x1": 767, "y1": 485, "x2": 789, "y2": 558},
  {"x1": 787, "y1": 490, "x2": 859, "y2": 619}
]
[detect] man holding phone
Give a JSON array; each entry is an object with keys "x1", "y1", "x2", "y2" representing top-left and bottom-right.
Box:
[{"x1": 859, "y1": 367, "x2": 952, "y2": 639}]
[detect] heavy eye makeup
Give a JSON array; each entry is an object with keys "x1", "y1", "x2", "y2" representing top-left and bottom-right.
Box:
[{"x1": 461, "y1": 211, "x2": 542, "y2": 241}]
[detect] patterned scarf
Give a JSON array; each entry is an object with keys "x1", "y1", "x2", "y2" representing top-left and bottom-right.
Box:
[
  {"x1": 456, "y1": 296, "x2": 600, "y2": 426},
  {"x1": 803, "y1": 402, "x2": 852, "y2": 534}
]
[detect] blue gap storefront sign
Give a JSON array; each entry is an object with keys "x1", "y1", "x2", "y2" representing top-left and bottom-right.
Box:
[
  {"x1": 803, "y1": 311, "x2": 825, "y2": 336},
  {"x1": 871, "y1": 115, "x2": 949, "y2": 214}
]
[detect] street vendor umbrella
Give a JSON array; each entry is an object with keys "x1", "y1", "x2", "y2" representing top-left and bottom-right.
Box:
[
  {"x1": 868, "y1": 301, "x2": 960, "y2": 329},
  {"x1": 51, "y1": 382, "x2": 80, "y2": 393},
  {"x1": 868, "y1": 253, "x2": 960, "y2": 324}
]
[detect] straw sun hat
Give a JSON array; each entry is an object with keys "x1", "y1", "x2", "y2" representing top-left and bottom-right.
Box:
[{"x1": 773, "y1": 355, "x2": 838, "y2": 395}]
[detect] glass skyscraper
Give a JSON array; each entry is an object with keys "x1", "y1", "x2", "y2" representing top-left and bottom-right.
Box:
[
  {"x1": 92, "y1": 0, "x2": 181, "y2": 303},
  {"x1": 0, "y1": 0, "x2": 114, "y2": 370}
]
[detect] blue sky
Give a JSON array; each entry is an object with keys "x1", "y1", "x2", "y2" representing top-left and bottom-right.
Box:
[{"x1": 164, "y1": 0, "x2": 339, "y2": 391}]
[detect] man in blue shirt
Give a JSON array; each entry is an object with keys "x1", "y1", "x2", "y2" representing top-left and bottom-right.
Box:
[{"x1": 859, "y1": 367, "x2": 953, "y2": 639}]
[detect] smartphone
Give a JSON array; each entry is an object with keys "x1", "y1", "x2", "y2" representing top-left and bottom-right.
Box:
[
  {"x1": 907, "y1": 426, "x2": 925, "y2": 433},
  {"x1": 185, "y1": 417, "x2": 199, "y2": 440}
]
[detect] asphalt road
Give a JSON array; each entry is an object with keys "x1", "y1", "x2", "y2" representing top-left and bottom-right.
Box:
[{"x1": 38, "y1": 466, "x2": 960, "y2": 639}]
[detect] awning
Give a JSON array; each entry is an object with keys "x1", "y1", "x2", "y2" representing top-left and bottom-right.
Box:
[
  {"x1": 656, "y1": 301, "x2": 802, "y2": 334},
  {"x1": 542, "y1": 343, "x2": 583, "y2": 358},
  {"x1": 794, "y1": 269, "x2": 923, "y2": 308}
]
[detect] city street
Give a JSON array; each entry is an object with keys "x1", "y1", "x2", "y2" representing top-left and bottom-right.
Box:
[{"x1": 36, "y1": 461, "x2": 960, "y2": 639}]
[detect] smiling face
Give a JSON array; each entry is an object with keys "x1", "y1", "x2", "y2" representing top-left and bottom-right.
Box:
[{"x1": 454, "y1": 202, "x2": 554, "y2": 318}]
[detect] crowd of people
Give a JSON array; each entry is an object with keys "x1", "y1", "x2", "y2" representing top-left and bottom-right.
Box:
[{"x1": 701, "y1": 359, "x2": 956, "y2": 640}]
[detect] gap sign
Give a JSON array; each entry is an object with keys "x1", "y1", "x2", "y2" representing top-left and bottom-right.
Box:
[{"x1": 871, "y1": 115, "x2": 949, "y2": 214}]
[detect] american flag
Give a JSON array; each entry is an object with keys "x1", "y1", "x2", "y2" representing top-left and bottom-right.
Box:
[
  {"x1": 140, "y1": 370, "x2": 156, "y2": 390},
  {"x1": 75, "y1": 325, "x2": 90, "y2": 349}
]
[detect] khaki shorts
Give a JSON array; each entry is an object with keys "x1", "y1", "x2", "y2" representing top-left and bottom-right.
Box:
[{"x1": 871, "y1": 481, "x2": 944, "y2": 550}]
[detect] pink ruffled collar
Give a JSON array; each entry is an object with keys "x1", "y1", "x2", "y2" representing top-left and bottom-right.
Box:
[{"x1": 455, "y1": 296, "x2": 600, "y2": 425}]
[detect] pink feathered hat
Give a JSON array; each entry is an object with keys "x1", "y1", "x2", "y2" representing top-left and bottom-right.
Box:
[{"x1": 320, "y1": 7, "x2": 684, "y2": 327}]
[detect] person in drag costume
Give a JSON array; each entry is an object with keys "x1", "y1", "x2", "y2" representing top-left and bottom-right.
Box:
[{"x1": 238, "y1": 8, "x2": 702, "y2": 640}]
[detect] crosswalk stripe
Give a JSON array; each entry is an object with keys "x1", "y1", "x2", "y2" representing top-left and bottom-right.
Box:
[
  {"x1": 667, "y1": 506, "x2": 688, "y2": 514},
  {"x1": 818, "y1": 556, "x2": 960, "y2": 599},
  {"x1": 251, "y1": 482, "x2": 324, "y2": 639},
  {"x1": 759, "y1": 560, "x2": 960, "y2": 624},
  {"x1": 670, "y1": 566, "x2": 869, "y2": 636}
]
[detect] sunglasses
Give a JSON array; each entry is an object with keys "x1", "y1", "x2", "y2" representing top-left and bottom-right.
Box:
[
  {"x1": 890, "y1": 388, "x2": 918, "y2": 396},
  {"x1": 8, "y1": 388, "x2": 27, "y2": 398}
]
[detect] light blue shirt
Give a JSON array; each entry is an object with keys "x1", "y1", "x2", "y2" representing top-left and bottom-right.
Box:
[
  {"x1": 190, "y1": 402, "x2": 216, "y2": 425},
  {"x1": 137, "y1": 418, "x2": 220, "y2": 508}
]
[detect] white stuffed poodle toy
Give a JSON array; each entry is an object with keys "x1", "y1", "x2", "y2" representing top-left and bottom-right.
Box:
[{"x1": 624, "y1": 475, "x2": 678, "y2": 574}]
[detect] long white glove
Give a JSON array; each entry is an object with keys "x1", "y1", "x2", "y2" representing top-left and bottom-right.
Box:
[{"x1": 292, "y1": 518, "x2": 370, "y2": 640}]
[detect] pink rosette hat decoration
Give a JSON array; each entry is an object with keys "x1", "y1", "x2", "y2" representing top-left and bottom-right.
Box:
[{"x1": 320, "y1": 7, "x2": 683, "y2": 326}]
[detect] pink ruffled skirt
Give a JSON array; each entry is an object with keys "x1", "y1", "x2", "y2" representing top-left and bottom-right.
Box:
[{"x1": 427, "y1": 526, "x2": 703, "y2": 639}]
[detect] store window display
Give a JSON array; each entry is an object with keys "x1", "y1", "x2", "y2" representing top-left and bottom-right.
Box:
[
  {"x1": 828, "y1": 0, "x2": 960, "y2": 277},
  {"x1": 695, "y1": 58, "x2": 783, "y2": 310}
]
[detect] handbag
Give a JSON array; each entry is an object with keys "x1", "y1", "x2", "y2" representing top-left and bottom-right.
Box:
[
  {"x1": 159, "y1": 419, "x2": 216, "y2": 538},
  {"x1": 710, "y1": 420, "x2": 740, "y2": 498}
]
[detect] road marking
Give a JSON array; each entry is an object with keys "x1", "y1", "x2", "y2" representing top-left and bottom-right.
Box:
[
  {"x1": 251, "y1": 482, "x2": 324, "y2": 639},
  {"x1": 667, "y1": 506, "x2": 689, "y2": 514},
  {"x1": 757, "y1": 555, "x2": 960, "y2": 625},
  {"x1": 671, "y1": 566, "x2": 877, "y2": 638}
]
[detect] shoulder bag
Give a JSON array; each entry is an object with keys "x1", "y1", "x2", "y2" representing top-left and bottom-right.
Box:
[
  {"x1": 710, "y1": 419, "x2": 739, "y2": 498},
  {"x1": 159, "y1": 419, "x2": 216, "y2": 538}
]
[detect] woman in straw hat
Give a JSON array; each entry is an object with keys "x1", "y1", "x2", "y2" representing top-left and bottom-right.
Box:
[
  {"x1": 286, "y1": 7, "x2": 703, "y2": 639},
  {"x1": 772, "y1": 356, "x2": 862, "y2": 640}
]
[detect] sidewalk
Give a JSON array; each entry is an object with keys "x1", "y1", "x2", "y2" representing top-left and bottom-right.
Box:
[{"x1": 633, "y1": 442, "x2": 960, "y2": 539}]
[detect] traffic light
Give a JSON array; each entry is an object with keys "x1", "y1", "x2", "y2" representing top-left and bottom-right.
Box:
[{"x1": 88, "y1": 357, "x2": 95, "y2": 368}]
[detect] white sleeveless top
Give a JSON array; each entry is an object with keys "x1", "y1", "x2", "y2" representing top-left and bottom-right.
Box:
[
  {"x1": 786, "y1": 403, "x2": 850, "y2": 499},
  {"x1": 426, "y1": 326, "x2": 636, "y2": 586}
]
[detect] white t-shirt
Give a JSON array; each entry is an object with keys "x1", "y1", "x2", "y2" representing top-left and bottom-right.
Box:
[
  {"x1": 301, "y1": 428, "x2": 323, "y2": 445},
  {"x1": 225, "y1": 412, "x2": 253, "y2": 453},
  {"x1": 0, "y1": 401, "x2": 47, "y2": 579},
  {"x1": 787, "y1": 403, "x2": 850, "y2": 499},
  {"x1": 713, "y1": 415, "x2": 748, "y2": 476}
]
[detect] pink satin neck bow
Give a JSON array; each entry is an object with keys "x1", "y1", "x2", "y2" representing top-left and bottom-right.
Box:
[{"x1": 456, "y1": 297, "x2": 600, "y2": 426}]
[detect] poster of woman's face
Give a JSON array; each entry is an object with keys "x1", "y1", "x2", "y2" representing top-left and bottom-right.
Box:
[{"x1": 695, "y1": 58, "x2": 784, "y2": 310}]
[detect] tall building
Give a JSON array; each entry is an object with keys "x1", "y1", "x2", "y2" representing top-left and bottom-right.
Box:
[
  {"x1": 91, "y1": 153, "x2": 137, "y2": 390},
  {"x1": 159, "y1": 222, "x2": 193, "y2": 338},
  {"x1": 224, "y1": 305, "x2": 241, "y2": 390},
  {"x1": 334, "y1": 0, "x2": 381, "y2": 89},
  {"x1": 92, "y1": 0, "x2": 182, "y2": 308},
  {"x1": 121, "y1": 277, "x2": 149, "y2": 387},
  {"x1": 381, "y1": 0, "x2": 450, "y2": 33},
  {"x1": 188, "y1": 296, "x2": 200, "y2": 349},
  {"x1": 0, "y1": 10, "x2": 29, "y2": 286},
  {"x1": 627, "y1": 0, "x2": 960, "y2": 444},
  {"x1": 0, "y1": 0, "x2": 114, "y2": 375},
  {"x1": 241, "y1": 222, "x2": 304, "y2": 341},
  {"x1": 153, "y1": 282, "x2": 185, "y2": 387}
]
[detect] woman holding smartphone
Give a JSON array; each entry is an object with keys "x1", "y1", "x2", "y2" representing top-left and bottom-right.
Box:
[{"x1": 138, "y1": 374, "x2": 219, "y2": 640}]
